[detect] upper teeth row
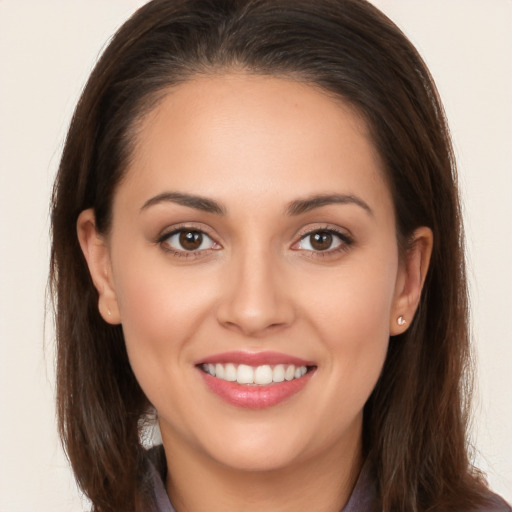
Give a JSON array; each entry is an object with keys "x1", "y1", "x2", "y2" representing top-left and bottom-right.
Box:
[{"x1": 202, "y1": 363, "x2": 308, "y2": 385}]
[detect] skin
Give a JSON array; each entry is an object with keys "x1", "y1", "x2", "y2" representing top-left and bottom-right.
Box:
[{"x1": 78, "y1": 74, "x2": 432, "y2": 512}]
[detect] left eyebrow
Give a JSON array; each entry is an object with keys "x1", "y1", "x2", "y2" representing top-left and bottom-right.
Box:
[{"x1": 286, "y1": 193, "x2": 373, "y2": 217}]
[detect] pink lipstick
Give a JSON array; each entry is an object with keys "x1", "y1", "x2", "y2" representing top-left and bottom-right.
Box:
[{"x1": 196, "y1": 351, "x2": 316, "y2": 409}]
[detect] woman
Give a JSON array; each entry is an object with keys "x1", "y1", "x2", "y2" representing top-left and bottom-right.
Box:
[{"x1": 50, "y1": 0, "x2": 511, "y2": 511}]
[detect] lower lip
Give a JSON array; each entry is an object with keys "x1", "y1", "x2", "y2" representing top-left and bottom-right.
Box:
[{"x1": 198, "y1": 369, "x2": 315, "y2": 409}]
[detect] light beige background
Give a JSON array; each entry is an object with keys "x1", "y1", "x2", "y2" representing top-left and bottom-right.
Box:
[{"x1": 0, "y1": 1, "x2": 510, "y2": 510}]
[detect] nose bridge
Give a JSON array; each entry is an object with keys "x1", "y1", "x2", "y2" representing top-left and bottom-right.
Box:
[{"x1": 217, "y1": 239, "x2": 293, "y2": 336}]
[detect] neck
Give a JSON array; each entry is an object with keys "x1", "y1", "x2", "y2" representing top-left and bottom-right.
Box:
[{"x1": 162, "y1": 426, "x2": 363, "y2": 512}]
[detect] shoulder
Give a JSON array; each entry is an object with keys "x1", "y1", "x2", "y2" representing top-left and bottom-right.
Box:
[
  {"x1": 448, "y1": 487, "x2": 512, "y2": 512},
  {"x1": 472, "y1": 492, "x2": 512, "y2": 512}
]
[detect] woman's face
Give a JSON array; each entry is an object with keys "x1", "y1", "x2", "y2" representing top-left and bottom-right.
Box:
[{"x1": 80, "y1": 74, "x2": 426, "y2": 473}]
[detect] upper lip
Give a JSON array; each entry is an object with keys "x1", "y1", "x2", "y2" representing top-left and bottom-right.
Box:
[{"x1": 196, "y1": 351, "x2": 315, "y2": 367}]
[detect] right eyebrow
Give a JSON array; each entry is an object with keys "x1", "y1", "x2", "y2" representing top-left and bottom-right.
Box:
[{"x1": 140, "y1": 191, "x2": 226, "y2": 215}]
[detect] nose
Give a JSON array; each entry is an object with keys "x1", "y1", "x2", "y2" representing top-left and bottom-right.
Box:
[{"x1": 215, "y1": 246, "x2": 295, "y2": 337}]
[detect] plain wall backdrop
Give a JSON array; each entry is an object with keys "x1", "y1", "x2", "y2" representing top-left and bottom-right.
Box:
[{"x1": 0, "y1": 1, "x2": 510, "y2": 510}]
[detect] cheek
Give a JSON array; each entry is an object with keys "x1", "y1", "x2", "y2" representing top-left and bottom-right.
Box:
[
  {"x1": 301, "y1": 253, "x2": 397, "y2": 403},
  {"x1": 111, "y1": 250, "x2": 217, "y2": 380},
  {"x1": 305, "y1": 253, "x2": 398, "y2": 343},
  {"x1": 113, "y1": 243, "x2": 211, "y2": 329},
  {"x1": 112, "y1": 261, "x2": 213, "y2": 423}
]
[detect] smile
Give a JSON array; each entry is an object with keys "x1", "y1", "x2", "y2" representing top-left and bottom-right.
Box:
[
  {"x1": 196, "y1": 352, "x2": 316, "y2": 408},
  {"x1": 201, "y1": 363, "x2": 309, "y2": 385}
]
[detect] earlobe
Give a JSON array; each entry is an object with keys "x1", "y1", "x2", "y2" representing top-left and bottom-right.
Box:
[
  {"x1": 390, "y1": 227, "x2": 433, "y2": 335},
  {"x1": 76, "y1": 209, "x2": 121, "y2": 324}
]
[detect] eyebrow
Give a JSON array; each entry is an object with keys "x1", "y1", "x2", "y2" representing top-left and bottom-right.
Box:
[
  {"x1": 140, "y1": 192, "x2": 226, "y2": 215},
  {"x1": 286, "y1": 194, "x2": 373, "y2": 216},
  {"x1": 140, "y1": 191, "x2": 372, "y2": 217}
]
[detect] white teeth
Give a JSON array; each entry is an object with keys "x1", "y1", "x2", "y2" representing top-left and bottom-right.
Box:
[
  {"x1": 215, "y1": 363, "x2": 224, "y2": 379},
  {"x1": 273, "y1": 364, "x2": 285, "y2": 383},
  {"x1": 203, "y1": 363, "x2": 309, "y2": 385},
  {"x1": 224, "y1": 363, "x2": 237, "y2": 382},
  {"x1": 285, "y1": 365, "x2": 296, "y2": 381},
  {"x1": 237, "y1": 364, "x2": 254, "y2": 384},
  {"x1": 254, "y1": 365, "x2": 273, "y2": 385}
]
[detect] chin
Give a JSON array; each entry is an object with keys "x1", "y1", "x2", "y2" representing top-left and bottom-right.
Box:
[{"x1": 208, "y1": 439, "x2": 307, "y2": 473}]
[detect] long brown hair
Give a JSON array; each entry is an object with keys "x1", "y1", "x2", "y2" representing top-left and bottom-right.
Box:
[{"x1": 50, "y1": 1, "x2": 489, "y2": 510}]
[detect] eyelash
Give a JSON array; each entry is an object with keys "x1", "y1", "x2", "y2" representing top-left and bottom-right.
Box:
[
  {"x1": 156, "y1": 225, "x2": 353, "y2": 259},
  {"x1": 157, "y1": 225, "x2": 220, "y2": 259},
  {"x1": 293, "y1": 227, "x2": 353, "y2": 258}
]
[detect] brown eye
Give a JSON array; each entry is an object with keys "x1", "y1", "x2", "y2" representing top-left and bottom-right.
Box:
[
  {"x1": 179, "y1": 230, "x2": 203, "y2": 250},
  {"x1": 294, "y1": 229, "x2": 349, "y2": 253},
  {"x1": 310, "y1": 231, "x2": 333, "y2": 251},
  {"x1": 160, "y1": 228, "x2": 218, "y2": 254}
]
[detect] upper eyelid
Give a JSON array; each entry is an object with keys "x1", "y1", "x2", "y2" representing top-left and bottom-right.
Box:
[
  {"x1": 157, "y1": 222, "x2": 218, "y2": 242},
  {"x1": 294, "y1": 224, "x2": 353, "y2": 241},
  {"x1": 155, "y1": 222, "x2": 352, "y2": 248},
  {"x1": 291, "y1": 226, "x2": 354, "y2": 253},
  {"x1": 158, "y1": 227, "x2": 220, "y2": 257}
]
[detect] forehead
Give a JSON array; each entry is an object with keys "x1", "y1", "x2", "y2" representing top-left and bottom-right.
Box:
[{"x1": 119, "y1": 73, "x2": 391, "y2": 215}]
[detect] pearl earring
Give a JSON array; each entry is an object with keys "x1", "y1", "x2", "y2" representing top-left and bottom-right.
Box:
[{"x1": 397, "y1": 316, "x2": 406, "y2": 326}]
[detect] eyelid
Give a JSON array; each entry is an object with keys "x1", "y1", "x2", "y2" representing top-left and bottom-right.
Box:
[
  {"x1": 156, "y1": 222, "x2": 217, "y2": 241},
  {"x1": 293, "y1": 224, "x2": 353, "y2": 242},
  {"x1": 291, "y1": 224, "x2": 354, "y2": 254},
  {"x1": 156, "y1": 223, "x2": 222, "y2": 256},
  {"x1": 155, "y1": 222, "x2": 352, "y2": 258}
]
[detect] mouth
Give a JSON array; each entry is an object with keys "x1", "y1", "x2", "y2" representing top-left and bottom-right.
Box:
[
  {"x1": 200, "y1": 362, "x2": 312, "y2": 385},
  {"x1": 196, "y1": 352, "x2": 317, "y2": 408}
]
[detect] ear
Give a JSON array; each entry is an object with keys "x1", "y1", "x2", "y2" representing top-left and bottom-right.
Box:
[
  {"x1": 389, "y1": 227, "x2": 433, "y2": 335},
  {"x1": 76, "y1": 209, "x2": 121, "y2": 324}
]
